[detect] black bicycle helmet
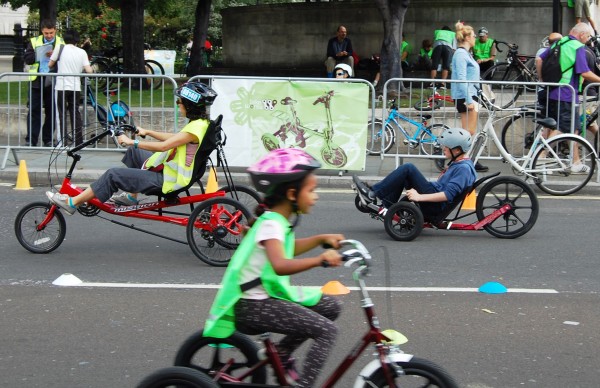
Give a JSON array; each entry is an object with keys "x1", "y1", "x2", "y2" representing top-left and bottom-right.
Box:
[
  {"x1": 175, "y1": 82, "x2": 217, "y2": 118},
  {"x1": 247, "y1": 148, "x2": 321, "y2": 195}
]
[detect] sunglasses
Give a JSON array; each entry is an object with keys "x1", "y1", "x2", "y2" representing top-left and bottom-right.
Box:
[{"x1": 335, "y1": 72, "x2": 345, "y2": 76}]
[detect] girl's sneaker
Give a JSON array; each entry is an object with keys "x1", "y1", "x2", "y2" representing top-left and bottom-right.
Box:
[
  {"x1": 108, "y1": 192, "x2": 139, "y2": 206},
  {"x1": 46, "y1": 191, "x2": 77, "y2": 215}
]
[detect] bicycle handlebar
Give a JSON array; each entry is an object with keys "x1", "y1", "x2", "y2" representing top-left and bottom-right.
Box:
[{"x1": 493, "y1": 40, "x2": 518, "y2": 54}]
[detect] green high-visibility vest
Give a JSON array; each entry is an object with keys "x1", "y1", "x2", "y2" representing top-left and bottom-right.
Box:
[
  {"x1": 474, "y1": 39, "x2": 495, "y2": 61},
  {"x1": 568, "y1": 0, "x2": 574, "y2": 7},
  {"x1": 28, "y1": 35, "x2": 65, "y2": 80},
  {"x1": 555, "y1": 36, "x2": 585, "y2": 91},
  {"x1": 420, "y1": 48, "x2": 433, "y2": 58},
  {"x1": 203, "y1": 211, "x2": 322, "y2": 339},
  {"x1": 434, "y1": 30, "x2": 455, "y2": 44},
  {"x1": 143, "y1": 119, "x2": 209, "y2": 194}
]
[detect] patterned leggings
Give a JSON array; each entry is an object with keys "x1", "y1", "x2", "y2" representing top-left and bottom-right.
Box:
[{"x1": 234, "y1": 295, "x2": 342, "y2": 388}]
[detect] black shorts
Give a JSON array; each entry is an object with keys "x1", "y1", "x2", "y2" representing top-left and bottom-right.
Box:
[
  {"x1": 431, "y1": 45, "x2": 453, "y2": 71},
  {"x1": 547, "y1": 99, "x2": 574, "y2": 133},
  {"x1": 454, "y1": 98, "x2": 477, "y2": 113}
]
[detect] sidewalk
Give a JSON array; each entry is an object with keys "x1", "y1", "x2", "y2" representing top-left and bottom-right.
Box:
[{"x1": 1, "y1": 146, "x2": 599, "y2": 195}]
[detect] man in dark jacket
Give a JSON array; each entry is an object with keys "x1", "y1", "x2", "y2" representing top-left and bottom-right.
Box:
[{"x1": 325, "y1": 25, "x2": 354, "y2": 78}]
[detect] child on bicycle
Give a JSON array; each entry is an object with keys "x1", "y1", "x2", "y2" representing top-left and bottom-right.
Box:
[
  {"x1": 354, "y1": 127, "x2": 476, "y2": 219},
  {"x1": 46, "y1": 81, "x2": 217, "y2": 213},
  {"x1": 204, "y1": 148, "x2": 345, "y2": 388}
]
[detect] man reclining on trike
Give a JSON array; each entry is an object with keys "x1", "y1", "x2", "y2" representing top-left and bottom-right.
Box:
[
  {"x1": 46, "y1": 81, "x2": 217, "y2": 213},
  {"x1": 353, "y1": 127, "x2": 476, "y2": 220}
]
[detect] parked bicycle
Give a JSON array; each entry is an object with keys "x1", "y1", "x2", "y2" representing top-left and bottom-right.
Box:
[
  {"x1": 90, "y1": 45, "x2": 165, "y2": 90},
  {"x1": 413, "y1": 85, "x2": 455, "y2": 111},
  {"x1": 367, "y1": 98, "x2": 448, "y2": 170},
  {"x1": 166, "y1": 239, "x2": 459, "y2": 388},
  {"x1": 480, "y1": 40, "x2": 538, "y2": 109},
  {"x1": 469, "y1": 91, "x2": 598, "y2": 196}
]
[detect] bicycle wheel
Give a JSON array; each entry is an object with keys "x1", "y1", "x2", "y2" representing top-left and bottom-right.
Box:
[
  {"x1": 419, "y1": 123, "x2": 448, "y2": 155},
  {"x1": 367, "y1": 119, "x2": 395, "y2": 155},
  {"x1": 136, "y1": 366, "x2": 218, "y2": 388},
  {"x1": 357, "y1": 357, "x2": 459, "y2": 388},
  {"x1": 174, "y1": 330, "x2": 267, "y2": 384},
  {"x1": 414, "y1": 99, "x2": 441, "y2": 111},
  {"x1": 186, "y1": 197, "x2": 252, "y2": 266},
  {"x1": 532, "y1": 135, "x2": 596, "y2": 195},
  {"x1": 384, "y1": 202, "x2": 424, "y2": 241},
  {"x1": 501, "y1": 113, "x2": 542, "y2": 157},
  {"x1": 481, "y1": 62, "x2": 524, "y2": 109},
  {"x1": 475, "y1": 176, "x2": 539, "y2": 239},
  {"x1": 218, "y1": 184, "x2": 262, "y2": 214},
  {"x1": 321, "y1": 143, "x2": 348, "y2": 167},
  {"x1": 90, "y1": 59, "x2": 110, "y2": 90},
  {"x1": 144, "y1": 59, "x2": 165, "y2": 90},
  {"x1": 15, "y1": 202, "x2": 66, "y2": 254}
]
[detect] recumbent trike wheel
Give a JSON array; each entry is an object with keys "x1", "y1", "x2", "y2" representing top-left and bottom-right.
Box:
[
  {"x1": 383, "y1": 201, "x2": 424, "y2": 241},
  {"x1": 15, "y1": 202, "x2": 67, "y2": 253},
  {"x1": 475, "y1": 176, "x2": 539, "y2": 239},
  {"x1": 186, "y1": 197, "x2": 252, "y2": 267}
]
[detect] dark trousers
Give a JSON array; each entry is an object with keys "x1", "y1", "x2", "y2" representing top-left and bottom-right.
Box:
[
  {"x1": 26, "y1": 78, "x2": 55, "y2": 146},
  {"x1": 57, "y1": 90, "x2": 83, "y2": 146}
]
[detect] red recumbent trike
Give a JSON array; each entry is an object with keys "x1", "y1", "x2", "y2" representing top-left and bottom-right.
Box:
[
  {"x1": 14, "y1": 116, "x2": 260, "y2": 267},
  {"x1": 353, "y1": 173, "x2": 539, "y2": 241}
]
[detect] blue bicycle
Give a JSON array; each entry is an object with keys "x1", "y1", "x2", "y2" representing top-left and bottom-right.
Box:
[{"x1": 367, "y1": 99, "x2": 448, "y2": 170}]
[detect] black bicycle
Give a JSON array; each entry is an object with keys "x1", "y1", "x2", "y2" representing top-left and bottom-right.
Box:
[
  {"x1": 90, "y1": 46, "x2": 165, "y2": 90},
  {"x1": 481, "y1": 41, "x2": 538, "y2": 109}
]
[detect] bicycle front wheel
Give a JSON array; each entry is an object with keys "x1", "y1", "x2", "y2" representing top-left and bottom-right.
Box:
[
  {"x1": 15, "y1": 202, "x2": 66, "y2": 253},
  {"x1": 532, "y1": 135, "x2": 596, "y2": 195},
  {"x1": 475, "y1": 176, "x2": 539, "y2": 239},
  {"x1": 136, "y1": 366, "x2": 219, "y2": 388},
  {"x1": 144, "y1": 59, "x2": 165, "y2": 90},
  {"x1": 367, "y1": 119, "x2": 395, "y2": 155},
  {"x1": 501, "y1": 113, "x2": 542, "y2": 157},
  {"x1": 357, "y1": 357, "x2": 459, "y2": 388},
  {"x1": 481, "y1": 62, "x2": 524, "y2": 109},
  {"x1": 186, "y1": 197, "x2": 252, "y2": 266}
]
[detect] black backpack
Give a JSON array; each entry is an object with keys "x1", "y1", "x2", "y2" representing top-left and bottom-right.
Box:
[{"x1": 541, "y1": 39, "x2": 575, "y2": 84}]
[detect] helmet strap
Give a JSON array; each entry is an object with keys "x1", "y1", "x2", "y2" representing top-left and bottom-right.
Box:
[{"x1": 449, "y1": 147, "x2": 465, "y2": 164}]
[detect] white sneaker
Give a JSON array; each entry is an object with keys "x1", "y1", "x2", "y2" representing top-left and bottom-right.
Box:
[
  {"x1": 108, "y1": 192, "x2": 139, "y2": 206},
  {"x1": 46, "y1": 191, "x2": 77, "y2": 215},
  {"x1": 570, "y1": 163, "x2": 591, "y2": 174}
]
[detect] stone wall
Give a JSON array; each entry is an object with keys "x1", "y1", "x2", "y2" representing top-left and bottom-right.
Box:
[{"x1": 221, "y1": 0, "x2": 594, "y2": 69}]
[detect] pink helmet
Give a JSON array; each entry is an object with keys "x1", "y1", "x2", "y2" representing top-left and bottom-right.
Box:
[{"x1": 248, "y1": 148, "x2": 321, "y2": 194}]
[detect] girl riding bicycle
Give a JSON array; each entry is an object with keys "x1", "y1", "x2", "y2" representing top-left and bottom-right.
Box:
[
  {"x1": 204, "y1": 148, "x2": 345, "y2": 388},
  {"x1": 46, "y1": 81, "x2": 217, "y2": 213}
]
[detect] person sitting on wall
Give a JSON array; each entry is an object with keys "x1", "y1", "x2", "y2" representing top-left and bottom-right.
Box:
[{"x1": 325, "y1": 25, "x2": 354, "y2": 78}]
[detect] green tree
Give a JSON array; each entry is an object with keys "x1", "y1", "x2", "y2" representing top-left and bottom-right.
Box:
[{"x1": 1, "y1": 0, "x2": 58, "y2": 23}]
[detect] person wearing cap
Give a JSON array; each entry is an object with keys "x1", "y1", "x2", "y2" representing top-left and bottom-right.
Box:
[
  {"x1": 473, "y1": 27, "x2": 496, "y2": 76},
  {"x1": 334, "y1": 63, "x2": 352, "y2": 78}
]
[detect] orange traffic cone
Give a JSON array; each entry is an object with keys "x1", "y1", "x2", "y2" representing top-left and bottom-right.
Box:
[
  {"x1": 460, "y1": 189, "x2": 476, "y2": 211},
  {"x1": 205, "y1": 167, "x2": 219, "y2": 193},
  {"x1": 15, "y1": 160, "x2": 32, "y2": 190},
  {"x1": 321, "y1": 280, "x2": 350, "y2": 295}
]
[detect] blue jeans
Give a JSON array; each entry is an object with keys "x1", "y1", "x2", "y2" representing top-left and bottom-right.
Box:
[{"x1": 372, "y1": 163, "x2": 444, "y2": 217}]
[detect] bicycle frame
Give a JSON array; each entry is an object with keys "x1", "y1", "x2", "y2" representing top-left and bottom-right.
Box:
[{"x1": 385, "y1": 108, "x2": 439, "y2": 146}]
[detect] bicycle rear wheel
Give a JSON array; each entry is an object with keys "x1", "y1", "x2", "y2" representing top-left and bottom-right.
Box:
[
  {"x1": 482, "y1": 62, "x2": 524, "y2": 109},
  {"x1": 186, "y1": 197, "x2": 252, "y2": 266},
  {"x1": 501, "y1": 113, "x2": 542, "y2": 157},
  {"x1": 218, "y1": 184, "x2": 262, "y2": 214},
  {"x1": 367, "y1": 119, "x2": 395, "y2": 155},
  {"x1": 413, "y1": 99, "x2": 441, "y2": 111},
  {"x1": 532, "y1": 135, "x2": 596, "y2": 195},
  {"x1": 144, "y1": 59, "x2": 165, "y2": 90},
  {"x1": 357, "y1": 357, "x2": 459, "y2": 388},
  {"x1": 136, "y1": 366, "x2": 218, "y2": 388},
  {"x1": 475, "y1": 176, "x2": 539, "y2": 239}
]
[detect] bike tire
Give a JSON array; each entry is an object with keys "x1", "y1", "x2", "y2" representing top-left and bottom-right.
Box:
[
  {"x1": 136, "y1": 366, "x2": 219, "y2": 388},
  {"x1": 218, "y1": 184, "x2": 262, "y2": 215},
  {"x1": 321, "y1": 143, "x2": 348, "y2": 168},
  {"x1": 384, "y1": 201, "x2": 424, "y2": 241},
  {"x1": 532, "y1": 135, "x2": 596, "y2": 195},
  {"x1": 501, "y1": 113, "x2": 542, "y2": 157},
  {"x1": 186, "y1": 197, "x2": 252, "y2": 266},
  {"x1": 354, "y1": 195, "x2": 372, "y2": 214},
  {"x1": 358, "y1": 357, "x2": 459, "y2": 388},
  {"x1": 90, "y1": 59, "x2": 110, "y2": 90},
  {"x1": 174, "y1": 330, "x2": 267, "y2": 384},
  {"x1": 419, "y1": 123, "x2": 448, "y2": 156},
  {"x1": 475, "y1": 176, "x2": 539, "y2": 239},
  {"x1": 367, "y1": 119, "x2": 395, "y2": 155},
  {"x1": 413, "y1": 99, "x2": 441, "y2": 111},
  {"x1": 144, "y1": 59, "x2": 165, "y2": 90},
  {"x1": 15, "y1": 202, "x2": 66, "y2": 254},
  {"x1": 481, "y1": 62, "x2": 524, "y2": 109}
]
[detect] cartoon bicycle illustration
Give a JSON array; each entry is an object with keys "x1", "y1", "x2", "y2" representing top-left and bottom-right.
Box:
[{"x1": 261, "y1": 90, "x2": 348, "y2": 167}]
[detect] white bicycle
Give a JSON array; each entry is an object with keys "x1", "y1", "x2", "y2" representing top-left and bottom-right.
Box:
[{"x1": 469, "y1": 92, "x2": 598, "y2": 196}]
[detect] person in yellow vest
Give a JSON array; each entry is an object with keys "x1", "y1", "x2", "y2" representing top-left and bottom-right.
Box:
[
  {"x1": 401, "y1": 33, "x2": 412, "y2": 72},
  {"x1": 473, "y1": 27, "x2": 496, "y2": 77},
  {"x1": 204, "y1": 148, "x2": 345, "y2": 388},
  {"x1": 430, "y1": 25, "x2": 456, "y2": 89},
  {"x1": 536, "y1": 23, "x2": 600, "y2": 173},
  {"x1": 46, "y1": 82, "x2": 217, "y2": 214},
  {"x1": 23, "y1": 19, "x2": 65, "y2": 147},
  {"x1": 413, "y1": 39, "x2": 433, "y2": 71}
]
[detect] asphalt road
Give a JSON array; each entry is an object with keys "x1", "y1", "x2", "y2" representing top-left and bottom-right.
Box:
[{"x1": 1, "y1": 185, "x2": 599, "y2": 387}]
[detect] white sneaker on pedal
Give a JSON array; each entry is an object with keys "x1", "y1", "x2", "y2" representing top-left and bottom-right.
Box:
[
  {"x1": 108, "y1": 192, "x2": 139, "y2": 206},
  {"x1": 570, "y1": 163, "x2": 590, "y2": 174}
]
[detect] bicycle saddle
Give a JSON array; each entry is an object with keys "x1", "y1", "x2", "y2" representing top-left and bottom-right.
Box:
[{"x1": 534, "y1": 117, "x2": 557, "y2": 129}]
